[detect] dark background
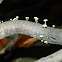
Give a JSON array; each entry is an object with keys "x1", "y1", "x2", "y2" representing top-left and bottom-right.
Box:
[
  {"x1": 0, "y1": 0, "x2": 62, "y2": 62},
  {"x1": 0, "y1": 0, "x2": 62, "y2": 26}
]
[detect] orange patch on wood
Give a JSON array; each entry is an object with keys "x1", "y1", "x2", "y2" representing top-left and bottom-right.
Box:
[
  {"x1": 55, "y1": 26, "x2": 60, "y2": 28},
  {"x1": 0, "y1": 34, "x2": 38, "y2": 50},
  {"x1": 0, "y1": 38, "x2": 8, "y2": 47},
  {"x1": 16, "y1": 35, "x2": 32, "y2": 47},
  {"x1": 16, "y1": 35, "x2": 38, "y2": 48}
]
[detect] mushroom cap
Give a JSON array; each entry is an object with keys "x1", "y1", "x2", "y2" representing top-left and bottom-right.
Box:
[
  {"x1": 43, "y1": 19, "x2": 48, "y2": 22},
  {"x1": 1, "y1": 21, "x2": 3, "y2": 23},
  {"x1": 44, "y1": 40, "x2": 48, "y2": 44},
  {"x1": 25, "y1": 17, "x2": 29, "y2": 18},
  {"x1": 52, "y1": 25, "x2": 55, "y2": 27},
  {"x1": 40, "y1": 35, "x2": 43, "y2": 38},
  {"x1": 34, "y1": 17, "x2": 39, "y2": 20},
  {"x1": 25, "y1": 17, "x2": 29, "y2": 19},
  {"x1": 16, "y1": 16, "x2": 19, "y2": 18},
  {"x1": 34, "y1": 17, "x2": 37, "y2": 19},
  {"x1": 10, "y1": 19, "x2": 12, "y2": 20}
]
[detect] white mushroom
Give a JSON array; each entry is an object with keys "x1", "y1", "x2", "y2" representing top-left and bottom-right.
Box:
[
  {"x1": 1, "y1": 20, "x2": 3, "y2": 23},
  {"x1": 40, "y1": 35, "x2": 43, "y2": 38},
  {"x1": 42, "y1": 19, "x2": 48, "y2": 31},
  {"x1": 44, "y1": 40, "x2": 48, "y2": 44},
  {"x1": 12, "y1": 16, "x2": 19, "y2": 21},
  {"x1": 52, "y1": 25, "x2": 55, "y2": 28},
  {"x1": 25, "y1": 17, "x2": 29, "y2": 21},
  {"x1": 13, "y1": 18, "x2": 16, "y2": 21},
  {"x1": 43, "y1": 19, "x2": 48, "y2": 25},
  {"x1": 34, "y1": 17, "x2": 39, "y2": 23},
  {"x1": 41, "y1": 40, "x2": 44, "y2": 42},
  {"x1": 10, "y1": 18, "x2": 12, "y2": 21},
  {"x1": 16, "y1": 16, "x2": 19, "y2": 20}
]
